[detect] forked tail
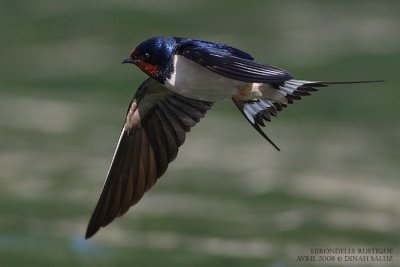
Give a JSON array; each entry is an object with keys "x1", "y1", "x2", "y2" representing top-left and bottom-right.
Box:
[{"x1": 232, "y1": 79, "x2": 384, "y2": 151}]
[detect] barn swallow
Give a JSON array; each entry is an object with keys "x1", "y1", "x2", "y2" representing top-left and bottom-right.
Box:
[{"x1": 85, "y1": 36, "x2": 382, "y2": 238}]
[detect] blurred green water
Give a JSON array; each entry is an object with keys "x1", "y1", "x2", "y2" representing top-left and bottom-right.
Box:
[{"x1": 1, "y1": 1, "x2": 399, "y2": 266}]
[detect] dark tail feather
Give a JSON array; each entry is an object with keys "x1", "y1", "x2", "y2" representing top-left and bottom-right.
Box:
[
  {"x1": 232, "y1": 98, "x2": 281, "y2": 151},
  {"x1": 318, "y1": 80, "x2": 384, "y2": 85},
  {"x1": 232, "y1": 79, "x2": 383, "y2": 151},
  {"x1": 276, "y1": 79, "x2": 384, "y2": 104}
]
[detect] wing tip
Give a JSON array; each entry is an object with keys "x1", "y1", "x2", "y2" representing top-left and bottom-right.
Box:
[
  {"x1": 85, "y1": 213, "x2": 102, "y2": 239},
  {"x1": 85, "y1": 226, "x2": 98, "y2": 239}
]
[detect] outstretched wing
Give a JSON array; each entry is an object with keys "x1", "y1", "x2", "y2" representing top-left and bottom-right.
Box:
[
  {"x1": 86, "y1": 78, "x2": 213, "y2": 238},
  {"x1": 176, "y1": 41, "x2": 292, "y2": 83}
]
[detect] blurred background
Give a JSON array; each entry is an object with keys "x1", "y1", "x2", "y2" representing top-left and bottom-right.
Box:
[{"x1": 1, "y1": 0, "x2": 399, "y2": 266}]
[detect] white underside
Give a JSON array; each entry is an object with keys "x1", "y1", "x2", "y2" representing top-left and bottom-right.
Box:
[
  {"x1": 164, "y1": 55, "x2": 313, "y2": 103},
  {"x1": 164, "y1": 55, "x2": 238, "y2": 101},
  {"x1": 165, "y1": 55, "x2": 270, "y2": 102}
]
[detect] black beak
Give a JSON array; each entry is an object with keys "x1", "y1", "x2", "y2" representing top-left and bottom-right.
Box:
[{"x1": 122, "y1": 58, "x2": 134, "y2": 64}]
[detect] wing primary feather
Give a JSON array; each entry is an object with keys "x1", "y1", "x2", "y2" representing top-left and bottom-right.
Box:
[
  {"x1": 86, "y1": 130, "x2": 131, "y2": 238},
  {"x1": 131, "y1": 130, "x2": 146, "y2": 205},
  {"x1": 151, "y1": 115, "x2": 170, "y2": 177},
  {"x1": 155, "y1": 109, "x2": 179, "y2": 161},
  {"x1": 157, "y1": 101, "x2": 187, "y2": 145},
  {"x1": 165, "y1": 98, "x2": 198, "y2": 128},
  {"x1": 173, "y1": 94, "x2": 213, "y2": 112},
  {"x1": 117, "y1": 131, "x2": 136, "y2": 215},
  {"x1": 167, "y1": 96, "x2": 205, "y2": 122},
  {"x1": 145, "y1": 137, "x2": 157, "y2": 191},
  {"x1": 103, "y1": 133, "x2": 132, "y2": 225}
]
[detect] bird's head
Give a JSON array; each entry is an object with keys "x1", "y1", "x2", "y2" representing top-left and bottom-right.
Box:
[{"x1": 123, "y1": 36, "x2": 176, "y2": 83}]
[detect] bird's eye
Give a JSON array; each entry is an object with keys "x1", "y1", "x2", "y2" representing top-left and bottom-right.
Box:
[{"x1": 143, "y1": 52, "x2": 150, "y2": 59}]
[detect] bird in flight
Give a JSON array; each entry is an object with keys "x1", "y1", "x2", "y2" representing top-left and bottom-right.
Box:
[{"x1": 86, "y1": 36, "x2": 382, "y2": 238}]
